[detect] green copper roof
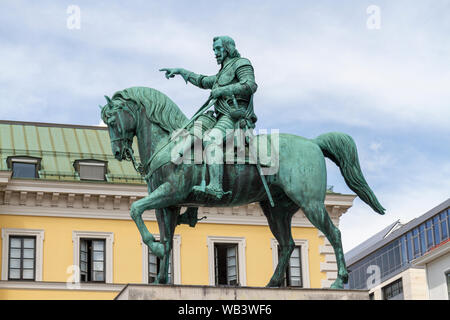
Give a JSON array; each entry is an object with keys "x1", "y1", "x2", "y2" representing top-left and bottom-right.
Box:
[{"x1": 0, "y1": 120, "x2": 144, "y2": 184}]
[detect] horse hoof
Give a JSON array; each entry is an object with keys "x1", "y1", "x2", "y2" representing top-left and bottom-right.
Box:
[{"x1": 330, "y1": 278, "x2": 344, "y2": 289}]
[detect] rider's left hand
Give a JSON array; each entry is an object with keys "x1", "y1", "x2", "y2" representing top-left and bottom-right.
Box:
[
  {"x1": 211, "y1": 87, "x2": 231, "y2": 98},
  {"x1": 211, "y1": 88, "x2": 223, "y2": 98}
]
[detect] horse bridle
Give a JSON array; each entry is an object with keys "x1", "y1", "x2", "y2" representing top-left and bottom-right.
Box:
[{"x1": 109, "y1": 104, "x2": 145, "y2": 175}]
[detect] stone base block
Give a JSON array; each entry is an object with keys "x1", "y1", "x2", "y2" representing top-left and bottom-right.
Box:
[{"x1": 115, "y1": 284, "x2": 369, "y2": 300}]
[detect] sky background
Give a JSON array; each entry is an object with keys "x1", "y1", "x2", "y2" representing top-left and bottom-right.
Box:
[{"x1": 1, "y1": 0, "x2": 449, "y2": 252}]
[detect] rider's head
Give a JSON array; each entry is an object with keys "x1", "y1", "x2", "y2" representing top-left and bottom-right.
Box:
[{"x1": 213, "y1": 36, "x2": 240, "y2": 65}]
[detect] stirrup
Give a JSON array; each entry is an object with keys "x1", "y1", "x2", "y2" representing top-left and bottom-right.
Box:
[{"x1": 204, "y1": 185, "x2": 232, "y2": 200}]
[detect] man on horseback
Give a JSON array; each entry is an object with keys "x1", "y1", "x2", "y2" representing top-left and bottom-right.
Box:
[{"x1": 160, "y1": 36, "x2": 258, "y2": 200}]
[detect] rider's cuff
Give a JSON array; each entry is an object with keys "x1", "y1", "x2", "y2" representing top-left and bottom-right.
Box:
[{"x1": 180, "y1": 69, "x2": 191, "y2": 84}]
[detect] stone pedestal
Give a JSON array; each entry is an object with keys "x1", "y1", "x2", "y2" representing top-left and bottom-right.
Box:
[{"x1": 115, "y1": 284, "x2": 369, "y2": 300}]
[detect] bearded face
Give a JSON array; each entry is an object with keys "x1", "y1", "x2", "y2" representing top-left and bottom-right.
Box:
[{"x1": 213, "y1": 39, "x2": 227, "y2": 65}]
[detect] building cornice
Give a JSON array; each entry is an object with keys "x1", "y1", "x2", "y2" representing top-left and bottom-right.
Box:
[
  {"x1": 0, "y1": 175, "x2": 355, "y2": 227},
  {"x1": 412, "y1": 240, "x2": 450, "y2": 266}
]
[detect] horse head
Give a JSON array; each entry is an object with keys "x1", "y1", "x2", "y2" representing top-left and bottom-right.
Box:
[{"x1": 100, "y1": 95, "x2": 137, "y2": 161}]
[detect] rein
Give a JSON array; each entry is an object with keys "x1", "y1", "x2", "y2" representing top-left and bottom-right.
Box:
[{"x1": 110, "y1": 104, "x2": 145, "y2": 176}]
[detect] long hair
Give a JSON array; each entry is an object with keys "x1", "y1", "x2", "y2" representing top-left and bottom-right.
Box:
[{"x1": 213, "y1": 36, "x2": 240, "y2": 59}]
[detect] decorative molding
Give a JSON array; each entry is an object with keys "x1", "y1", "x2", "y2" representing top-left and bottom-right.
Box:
[
  {"x1": 140, "y1": 234, "x2": 181, "y2": 285},
  {"x1": 113, "y1": 195, "x2": 121, "y2": 210},
  {"x1": 319, "y1": 245, "x2": 334, "y2": 254},
  {"x1": 207, "y1": 236, "x2": 247, "y2": 286},
  {"x1": 36, "y1": 192, "x2": 44, "y2": 206},
  {"x1": 98, "y1": 194, "x2": 106, "y2": 209},
  {"x1": 320, "y1": 262, "x2": 338, "y2": 272},
  {"x1": 0, "y1": 171, "x2": 12, "y2": 190},
  {"x1": 270, "y1": 238, "x2": 310, "y2": 288},
  {"x1": 318, "y1": 229, "x2": 338, "y2": 288},
  {"x1": 82, "y1": 194, "x2": 91, "y2": 208},
  {"x1": 129, "y1": 196, "x2": 137, "y2": 209},
  {"x1": 72, "y1": 231, "x2": 114, "y2": 284},
  {"x1": 4, "y1": 190, "x2": 11, "y2": 205},
  {"x1": 19, "y1": 191, "x2": 27, "y2": 205},
  {"x1": 1, "y1": 228, "x2": 45, "y2": 281},
  {"x1": 67, "y1": 193, "x2": 75, "y2": 208},
  {"x1": 51, "y1": 192, "x2": 59, "y2": 207},
  {"x1": 0, "y1": 177, "x2": 355, "y2": 228},
  {"x1": 0, "y1": 280, "x2": 124, "y2": 292}
]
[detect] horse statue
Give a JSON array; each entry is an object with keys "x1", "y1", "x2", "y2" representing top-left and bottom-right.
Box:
[{"x1": 100, "y1": 86, "x2": 385, "y2": 289}]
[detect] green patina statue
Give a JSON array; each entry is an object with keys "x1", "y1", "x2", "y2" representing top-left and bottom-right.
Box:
[
  {"x1": 160, "y1": 36, "x2": 258, "y2": 200},
  {"x1": 100, "y1": 36, "x2": 385, "y2": 289}
]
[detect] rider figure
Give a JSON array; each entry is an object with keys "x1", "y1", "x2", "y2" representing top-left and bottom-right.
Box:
[{"x1": 160, "y1": 36, "x2": 258, "y2": 200}]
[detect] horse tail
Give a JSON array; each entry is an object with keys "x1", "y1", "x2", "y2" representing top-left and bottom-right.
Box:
[{"x1": 313, "y1": 132, "x2": 385, "y2": 215}]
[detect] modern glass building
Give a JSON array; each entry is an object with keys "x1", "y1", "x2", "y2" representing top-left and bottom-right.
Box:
[{"x1": 345, "y1": 198, "x2": 450, "y2": 299}]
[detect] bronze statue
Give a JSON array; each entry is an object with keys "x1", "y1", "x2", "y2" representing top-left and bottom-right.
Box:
[
  {"x1": 160, "y1": 36, "x2": 258, "y2": 200},
  {"x1": 100, "y1": 36, "x2": 385, "y2": 289}
]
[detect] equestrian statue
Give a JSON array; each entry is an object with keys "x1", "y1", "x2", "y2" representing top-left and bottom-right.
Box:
[{"x1": 100, "y1": 35, "x2": 385, "y2": 289}]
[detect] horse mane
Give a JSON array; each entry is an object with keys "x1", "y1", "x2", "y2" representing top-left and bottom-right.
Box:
[{"x1": 109, "y1": 87, "x2": 188, "y2": 133}]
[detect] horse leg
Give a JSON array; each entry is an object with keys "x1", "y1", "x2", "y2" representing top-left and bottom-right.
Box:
[
  {"x1": 288, "y1": 196, "x2": 348, "y2": 289},
  {"x1": 154, "y1": 206, "x2": 179, "y2": 284},
  {"x1": 260, "y1": 199, "x2": 297, "y2": 287},
  {"x1": 130, "y1": 182, "x2": 182, "y2": 259}
]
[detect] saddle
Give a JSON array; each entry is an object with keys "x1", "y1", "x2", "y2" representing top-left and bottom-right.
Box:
[{"x1": 144, "y1": 113, "x2": 277, "y2": 179}]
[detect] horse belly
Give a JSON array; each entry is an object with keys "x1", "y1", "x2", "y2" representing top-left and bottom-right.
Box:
[{"x1": 181, "y1": 164, "x2": 266, "y2": 207}]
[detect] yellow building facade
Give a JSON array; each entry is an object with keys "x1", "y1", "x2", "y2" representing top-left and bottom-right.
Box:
[{"x1": 0, "y1": 120, "x2": 355, "y2": 299}]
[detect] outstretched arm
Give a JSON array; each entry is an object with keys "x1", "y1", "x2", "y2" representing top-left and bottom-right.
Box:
[{"x1": 159, "y1": 68, "x2": 216, "y2": 89}]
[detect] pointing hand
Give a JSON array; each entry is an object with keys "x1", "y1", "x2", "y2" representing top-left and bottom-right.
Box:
[{"x1": 159, "y1": 68, "x2": 180, "y2": 79}]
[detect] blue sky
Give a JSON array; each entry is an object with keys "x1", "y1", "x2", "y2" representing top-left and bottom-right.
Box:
[{"x1": 1, "y1": 0, "x2": 449, "y2": 252}]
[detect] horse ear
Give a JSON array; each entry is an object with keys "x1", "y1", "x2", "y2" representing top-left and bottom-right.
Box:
[
  {"x1": 98, "y1": 104, "x2": 103, "y2": 110},
  {"x1": 104, "y1": 95, "x2": 112, "y2": 104}
]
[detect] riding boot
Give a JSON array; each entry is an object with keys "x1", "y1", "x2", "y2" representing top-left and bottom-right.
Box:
[
  {"x1": 193, "y1": 141, "x2": 231, "y2": 200},
  {"x1": 204, "y1": 163, "x2": 225, "y2": 199}
]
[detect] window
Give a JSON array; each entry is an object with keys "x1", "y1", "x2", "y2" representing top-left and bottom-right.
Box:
[
  {"x1": 79, "y1": 239, "x2": 105, "y2": 282},
  {"x1": 207, "y1": 236, "x2": 246, "y2": 286},
  {"x1": 214, "y1": 243, "x2": 239, "y2": 286},
  {"x1": 433, "y1": 216, "x2": 441, "y2": 245},
  {"x1": 148, "y1": 242, "x2": 173, "y2": 284},
  {"x1": 440, "y1": 212, "x2": 448, "y2": 241},
  {"x1": 2, "y1": 228, "x2": 44, "y2": 281},
  {"x1": 7, "y1": 156, "x2": 41, "y2": 178},
  {"x1": 369, "y1": 292, "x2": 375, "y2": 300},
  {"x1": 412, "y1": 228, "x2": 420, "y2": 258},
  {"x1": 382, "y1": 278, "x2": 403, "y2": 300},
  {"x1": 406, "y1": 232, "x2": 413, "y2": 262},
  {"x1": 8, "y1": 236, "x2": 36, "y2": 280},
  {"x1": 426, "y1": 220, "x2": 434, "y2": 249},
  {"x1": 141, "y1": 234, "x2": 181, "y2": 284},
  {"x1": 419, "y1": 225, "x2": 426, "y2": 256},
  {"x1": 72, "y1": 231, "x2": 114, "y2": 283},
  {"x1": 271, "y1": 239, "x2": 310, "y2": 288},
  {"x1": 73, "y1": 159, "x2": 107, "y2": 181},
  {"x1": 280, "y1": 245, "x2": 303, "y2": 287}
]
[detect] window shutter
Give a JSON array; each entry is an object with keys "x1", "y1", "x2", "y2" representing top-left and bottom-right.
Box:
[
  {"x1": 226, "y1": 245, "x2": 238, "y2": 285},
  {"x1": 79, "y1": 164, "x2": 105, "y2": 181},
  {"x1": 214, "y1": 246, "x2": 219, "y2": 285}
]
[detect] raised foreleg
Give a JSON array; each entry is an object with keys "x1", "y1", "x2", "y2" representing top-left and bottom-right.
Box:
[{"x1": 130, "y1": 182, "x2": 182, "y2": 259}]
